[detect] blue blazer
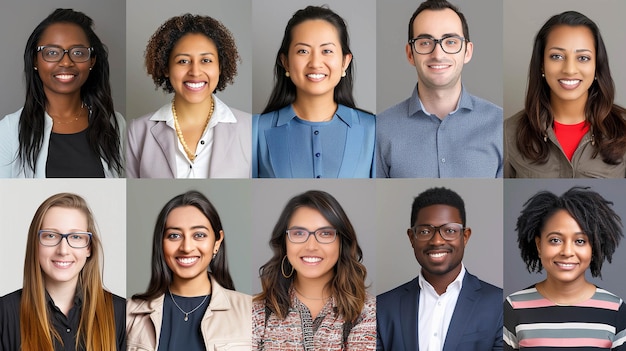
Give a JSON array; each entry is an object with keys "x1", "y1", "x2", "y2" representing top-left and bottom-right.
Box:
[
  {"x1": 252, "y1": 104, "x2": 375, "y2": 178},
  {"x1": 376, "y1": 271, "x2": 503, "y2": 351}
]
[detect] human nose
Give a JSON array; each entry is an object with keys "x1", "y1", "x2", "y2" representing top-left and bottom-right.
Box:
[
  {"x1": 56, "y1": 237, "x2": 71, "y2": 254},
  {"x1": 563, "y1": 56, "x2": 578, "y2": 75},
  {"x1": 560, "y1": 241, "x2": 574, "y2": 256},
  {"x1": 428, "y1": 227, "x2": 446, "y2": 245},
  {"x1": 430, "y1": 40, "x2": 446, "y2": 58},
  {"x1": 188, "y1": 61, "x2": 201, "y2": 76},
  {"x1": 304, "y1": 232, "x2": 320, "y2": 249},
  {"x1": 180, "y1": 236, "x2": 194, "y2": 253},
  {"x1": 58, "y1": 50, "x2": 74, "y2": 66},
  {"x1": 308, "y1": 51, "x2": 322, "y2": 67}
]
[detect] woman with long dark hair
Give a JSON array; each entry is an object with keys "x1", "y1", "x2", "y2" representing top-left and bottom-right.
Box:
[
  {"x1": 252, "y1": 190, "x2": 375, "y2": 350},
  {"x1": 504, "y1": 11, "x2": 626, "y2": 178},
  {"x1": 504, "y1": 187, "x2": 626, "y2": 349},
  {"x1": 0, "y1": 8, "x2": 124, "y2": 178},
  {"x1": 0, "y1": 193, "x2": 125, "y2": 350},
  {"x1": 126, "y1": 191, "x2": 251, "y2": 350},
  {"x1": 252, "y1": 6, "x2": 375, "y2": 178}
]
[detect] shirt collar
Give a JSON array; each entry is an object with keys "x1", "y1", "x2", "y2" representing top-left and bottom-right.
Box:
[
  {"x1": 150, "y1": 95, "x2": 237, "y2": 127},
  {"x1": 409, "y1": 84, "x2": 474, "y2": 118},
  {"x1": 417, "y1": 263, "x2": 466, "y2": 293},
  {"x1": 45, "y1": 287, "x2": 82, "y2": 310},
  {"x1": 275, "y1": 104, "x2": 353, "y2": 127}
]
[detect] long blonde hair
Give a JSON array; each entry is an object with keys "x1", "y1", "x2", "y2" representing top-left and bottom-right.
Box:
[{"x1": 20, "y1": 193, "x2": 116, "y2": 351}]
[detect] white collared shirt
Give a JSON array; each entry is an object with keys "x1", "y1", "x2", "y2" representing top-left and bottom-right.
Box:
[
  {"x1": 418, "y1": 264, "x2": 466, "y2": 351},
  {"x1": 157, "y1": 95, "x2": 236, "y2": 178}
]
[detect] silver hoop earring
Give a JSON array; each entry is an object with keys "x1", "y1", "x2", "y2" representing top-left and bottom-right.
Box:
[{"x1": 281, "y1": 255, "x2": 294, "y2": 278}]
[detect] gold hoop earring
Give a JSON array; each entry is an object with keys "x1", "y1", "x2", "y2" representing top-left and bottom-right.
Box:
[{"x1": 281, "y1": 255, "x2": 294, "y2": 278}]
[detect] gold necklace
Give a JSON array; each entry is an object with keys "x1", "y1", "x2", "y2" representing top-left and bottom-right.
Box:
[
  {"x1": 48, "y1": 103, "x2": 85, "y2": 125},
  {"x1": 294, "y1": 287, "x2": 329, "y2": 301},
  {"x1": 171, "y1": 97, "x2": 214, "y2": 162}
]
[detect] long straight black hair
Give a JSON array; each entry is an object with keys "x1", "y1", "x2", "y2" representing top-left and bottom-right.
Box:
[
  {"x1": 133, "y1": 191, "x2": 235, "y2": 301},
  {"x1": 262, "y1": 5, "x2": 357, "y2": 114},
  {"x1": 18, "y1": 8, "x2": 122, "y2": 175}
]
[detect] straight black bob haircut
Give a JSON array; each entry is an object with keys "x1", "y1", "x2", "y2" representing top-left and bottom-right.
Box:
[
  {"x1": 19, "y1": 8, "x2": 122, "y2": 175},
  {"x1": 133, "y1": 190, "x2": 235, "y2": 301},
  {"x1": 262, "y1": 5, "x2": 357, "y2": 114},
  {"x1": 410, "y1": 187, "x2": 466, "y2": 227},
  {"x1": 516, "y1": 186, "x2": 622, "y2": 278}
]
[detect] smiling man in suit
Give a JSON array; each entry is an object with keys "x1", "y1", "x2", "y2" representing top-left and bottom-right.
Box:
[{"x1": 376, "y1": 187, "x2": 503, "y2": 351}]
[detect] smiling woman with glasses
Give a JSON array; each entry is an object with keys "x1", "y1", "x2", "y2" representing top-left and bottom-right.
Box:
[
  {"x1": 0, "y1": 193, "x2": 125, "y2": 351},
  {"x1": 0, "y1": 8, "x2": 124, "y2": 178},
  {"x1": 253, "y1": 190, "x2": 375, "y2": 350}
]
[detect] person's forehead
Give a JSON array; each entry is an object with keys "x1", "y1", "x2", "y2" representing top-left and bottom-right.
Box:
[{"x1": 413, "y1": 8, "x2": 464, "y2": 36}]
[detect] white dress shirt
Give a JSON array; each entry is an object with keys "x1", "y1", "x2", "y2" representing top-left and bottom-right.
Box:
[{"x1": 418, "y1": 264, "x2": 466, "y2": 351}]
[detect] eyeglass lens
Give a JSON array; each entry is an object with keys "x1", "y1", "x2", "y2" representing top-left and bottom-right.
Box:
[
  {"x1": 413, "y1": 223, "x2": 463, "y2": 241},
  {"x1": 39, "y1": 231, "x2": 91, "y2": 248},
  {"x1": 40, "y1": 46, "x2": 91, "y2": 63},
  {"x1": 287, "y1": 228, "x2": 337, "y2": 243}
]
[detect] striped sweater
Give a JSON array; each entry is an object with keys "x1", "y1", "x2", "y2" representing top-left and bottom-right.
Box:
[{"x1": 504, "y1": 286, "x2": 626, "y2": 350}]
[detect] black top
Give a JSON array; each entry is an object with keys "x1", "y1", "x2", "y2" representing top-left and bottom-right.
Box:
[
  {"x1": 0, "y1": 289, "x2": 126, "y2": 351},
  {"x1": 46, "y1": 128, "x2": 105, "y2": 178},
  {"x1": 158, "y1": 293, "x2": 212, "y2": 351}
]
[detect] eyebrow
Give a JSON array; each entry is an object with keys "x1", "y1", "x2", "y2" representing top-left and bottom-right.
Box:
[
  {"x1": 547, "y1": 47, "x2": 593, "y2": 53},
  {"x1": 165, "y1": 225, "x2": 210, "y2": 231},
  {"x1": 415, "y1": 33, "x2": 460, "y2": 39},
  {"x1": 293, "y1": 42, "x2": 336, "y2": 47},
  {"x1": 546, "y1": 231, "x2": 587, "y2": 236},
  {"x1": 173, "y1": 52, "x2": 215, "y2": 57}
]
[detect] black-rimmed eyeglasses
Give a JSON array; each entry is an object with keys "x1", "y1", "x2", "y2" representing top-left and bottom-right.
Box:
[
  {"x1": 38, "y1": 230, "x2": 92, "y2": 248},
  {"x1": 37, "y1": 45, "x2": 93, "y2": 63},
  {"x1": 410, "y1": 223, "x2": 464, "y2": 241},
  {"x1": 409, "y1": 35, "x2": 466, "y2": 55},
  {"x1": 286, "y1": 228, "x2": 337, "y2": 244}
]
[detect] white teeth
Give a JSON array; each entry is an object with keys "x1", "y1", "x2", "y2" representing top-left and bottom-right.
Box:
[
  {"x1": 430, "y1": 65, "x2": 448, "y2": 69},
  {"x1": 54, "y1": 261, "x2": 72, "y2": 267},
  {"x1": 557, "y1": 263, "x2": 576, "y2": 268},
  {"x1": 559, "y1": 80, "x2": 580, "y2": 85},
  {"x1": 429, "y1": 252, "x2": 447, "y2": 258},
  {"x1": 55, "y1": 74, "x2": 74, "y2": 80},
  {"x1": 307, "y1": 74, "x2": 325, "y2": 79},
  {"x1": 302, "y1": 257, "x2": 322, "y2": 263},
  {"x1": 178, "y1": 257, "x2": 198, "y2": 264},
  {"x1": 185, "y1": 82, "x2": 206, "y2": 89}
]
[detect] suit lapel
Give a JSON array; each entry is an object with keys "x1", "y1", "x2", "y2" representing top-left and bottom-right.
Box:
[
  {"x1": 150, "y1": 122, "x2": 177, "y2": 177},
  {"x1": 401, "y1": 278, "x2": 420, "y2": 351},
  {"x1": 265, "y1": 125, "x2": 292, "y2": 177},
  {"x1": 208, "y1": 123, "x2": 234, "y2": 177},
  {"x1": 442, "y1": 273, "x2": 481, "y2": 351},
  {"x1": 337, "y1": 108, "x2": 363, "y2": 178}
]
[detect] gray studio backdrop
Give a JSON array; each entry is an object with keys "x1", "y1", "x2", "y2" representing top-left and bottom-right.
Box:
[
  {"x1": 504, "y1": 0, "x2": 626, "y2": 117},
  {"x1": 376, "y1": 0, "x2": 503, "y2": 113},
  {"x1": 0, "y1": 179, "x2": 126, "y2": 297},
  {"x1": 125, "y1": 0, "x2": 252, "y2": 120},
  {"x1": 251, "y1": 179, "x2": 377, "y2": 295},
  {"x1": 376, "y1": 179, "x2": 504, "y2": 295},
  {"x1": 504, "y1": 179, "x2": 626, "y2": 300},
  {"x1": 252, "y1": 0, "x2": 376, "y2": 114},
  {"x1": 0, "y1": 0, "x2": 125, "y2": 119},
  {"x1": 126, "y1": 179, "x2": 253, "y2": 298}
]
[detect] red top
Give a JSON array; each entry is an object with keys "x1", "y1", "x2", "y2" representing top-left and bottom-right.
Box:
[{"x1": 553, "y1": 120, "x2": 589, "y2": 161}]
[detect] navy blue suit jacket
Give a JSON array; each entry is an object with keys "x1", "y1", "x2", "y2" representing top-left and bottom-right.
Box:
[{"x1": 376, "y1": 271, "x2": 503, "y2": 351}]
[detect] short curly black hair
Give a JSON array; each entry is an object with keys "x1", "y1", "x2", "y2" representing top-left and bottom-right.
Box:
[
  {"x1": 410, "y1": 187, "x2": 466, "y2": 227},
  {"x1": 145, "y1": 13, "x2": 240, "y2": 93},
  {"x1": 516, "y1": 186, "x2": 623, "y2": 278}
]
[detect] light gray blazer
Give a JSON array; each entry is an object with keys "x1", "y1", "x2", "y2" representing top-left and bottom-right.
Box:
[{"x1": 126, "y1": 100, "x2": 251, "y2": 178}]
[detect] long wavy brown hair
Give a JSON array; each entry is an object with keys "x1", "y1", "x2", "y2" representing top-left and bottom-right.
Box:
[
  {"x1": 254, "y1": 190, "x2": 367, "y2": 322},
  {"x1": 20, "y1": 193, "x2": 116, "y2": 351},
  {"x1": 516, "y1": 11, "x2": 626, "y2": 165}
]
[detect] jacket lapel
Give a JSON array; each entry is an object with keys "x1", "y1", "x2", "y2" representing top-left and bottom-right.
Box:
[
  {"x1": 401, "y1": 278, "x2": 420, "y2": 351},
  {"x1": 208, "y1": 122, "x2": 235, "y2": 177},
  {"x1": 442, "y1": 272, "x2": 481, "y2": 351},
  {"x1": 150, "y1": 121, "x2": 177, "y2": 177},
  {"x1": 265, "y1": 125, "x2": 292, "y2": 178}
]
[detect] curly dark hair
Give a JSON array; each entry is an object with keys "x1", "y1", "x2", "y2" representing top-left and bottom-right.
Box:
[
  {"x1": 516, "y1": 186, "x2": 623, "y2": 278},
  {"x1": 145, "y1": 13, "x2": 240, "y2": 93},
  {"x1": 410, "y1": 187, "x2": 466, "y2": 227}
]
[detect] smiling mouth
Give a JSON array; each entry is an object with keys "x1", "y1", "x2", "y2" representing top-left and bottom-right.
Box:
[
  {"x1": 52, "y1": 260, "x2": 73, "y2": 268},
  {"x1": 306, "y1": 73, "x2": 326, "y2": 79},
  {"x1": 184, "y1": 82, "x2": 207, "y2": 89},
  {"x1": 555, "y1": 262, "x2": 578, "y2": 269},
  {"x1": 301, "y1": 256, "x2": 322, "y2": 264},
  {"x1": 176, "y1": 257, "x2": 199, "y2": 265}
]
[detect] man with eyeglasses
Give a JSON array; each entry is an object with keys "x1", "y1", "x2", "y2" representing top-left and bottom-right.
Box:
[
  {"x1": 376, "y1": 0, "x2": 502, "y2": 178},
  {"x1": 377, "y1": 187, "x2": 503, "y2": 351}
]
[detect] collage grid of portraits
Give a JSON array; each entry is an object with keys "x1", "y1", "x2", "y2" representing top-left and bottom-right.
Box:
[{"x1": 1, "y1": 0, "x2": 626, "y2": 349}]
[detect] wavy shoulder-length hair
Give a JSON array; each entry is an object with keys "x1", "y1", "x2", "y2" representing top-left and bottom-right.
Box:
[
  {"x1": 516, "y1": 186, "x2": 622, "y2": 278},
  {"x1": 20, "y1": 193, "x2": 116, "y2": 351},
  {"x1": 254, "y1": 190, "x2": 367, "y2": 323},
  {"x1": 517, "y1": 10, "x2": 626, "y2": 165},
  {"x1": 133, "y1": 190, "x2": 235, "y2": 301},
  {"x1": 262, "y1": 5, "x2": 357, "y2": 114},
  {"x1": 19, "y1": 8, "x2": 122, "y2": 175}
]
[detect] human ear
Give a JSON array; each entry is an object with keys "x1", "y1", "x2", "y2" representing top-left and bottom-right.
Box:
[
  {"x1": 406, "y1": 43, "x2": 416, "y2": 66},
  {"x1": 463, "y1": 41, "x2": 473, "y2": 64}
]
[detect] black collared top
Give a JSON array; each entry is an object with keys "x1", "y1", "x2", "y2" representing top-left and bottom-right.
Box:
[{"x1": 0, "y1": 289, "x2": 126, "y2": 351}]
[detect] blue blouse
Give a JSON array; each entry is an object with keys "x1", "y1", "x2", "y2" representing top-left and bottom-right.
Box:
[{"x1": 253, "y1": 104, "x2": 375, "y2": 178}]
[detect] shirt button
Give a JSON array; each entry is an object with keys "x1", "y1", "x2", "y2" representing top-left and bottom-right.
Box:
[
  {"x1": 316, "y1": 175, "x2": 321, "y2": 178},
  {"x1": 200, "y1": 140, "x2": 205, "y2": 145},
  {"x1": 314, "y1": 130, "x2": 319, "y2": 135},
  {"x1": 434, "y1": 332, "x2": 438, "y2": 337},
  {"x1": 441, "y1": 158, "x2": 446, "y2": 163},
  {"x1": 66, "y1": 328, "x2": 71, "y2": 333},
  {"x1": 189, "y1": 165, "x2": 192, "y2": 169},
  {"x1": 438, "y1": 301, "x2": 442, "y2": 306},
  {"x1": 315, "y1": 153, "x2": 321, "y2": 157}
]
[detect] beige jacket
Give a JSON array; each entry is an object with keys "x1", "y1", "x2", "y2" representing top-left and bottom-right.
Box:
[
  {"x1": 504, "y1": 111, "x2": 626, "y2": 178},
  {"x1": 126, "y1": 276, "x2": 252, "y2": 351}
]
